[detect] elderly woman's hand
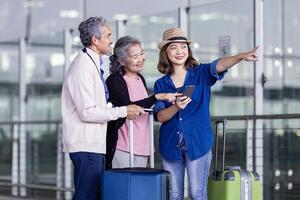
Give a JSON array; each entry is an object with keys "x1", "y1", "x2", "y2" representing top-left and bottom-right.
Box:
[{"x1": 155, "y1": 93, "x2": 182, "y2": 103}]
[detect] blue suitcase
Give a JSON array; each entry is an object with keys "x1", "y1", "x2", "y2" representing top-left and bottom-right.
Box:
[
  {"x1": 103, "y1": 168, "x2": 170, "y2": 200},
  {"x1": 102, "y1": 110, "x2": 171, "y2": 200}
]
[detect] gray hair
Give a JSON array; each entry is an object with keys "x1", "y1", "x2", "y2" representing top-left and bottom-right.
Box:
[
  {"x1": 78, "y1": 16, "x2": 108, "y2": 47},
  {"x1": 109, "y1": 35, "x2": 141, "y2": 75}
]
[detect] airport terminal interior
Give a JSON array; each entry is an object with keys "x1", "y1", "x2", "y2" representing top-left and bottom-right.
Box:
[{"x1": 0, "y1": 0, "x2": 299, "y2": 199}]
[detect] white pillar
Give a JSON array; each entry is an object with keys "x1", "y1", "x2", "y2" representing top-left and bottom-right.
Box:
[
  {"x1": 19, "y1": 37, "x2": 27, "y2": 197},
  {"x1": 11, "y1": 124, "x2": 19, "y2": 196},
  {"x1": 246, "y1": 119, "x2": 253, "y2": 171},
  {"x1": 64, "y1": 153, "x2": 73, "y2": 200},
  {"x1": 116, "y1": 20, "x2": 126, "y2": 39},
  {"x1": 63, "y1": 29, "x2": 72, "y2": 74},
  {"x1": 56, "y1": 124, "x2": 63, "y2": 200},
  {"x1": 254, "y1": 0, "x2": 264, "y2": 187},
  {"x1": 178, "y1": 6, "x2": 188, "y2": 35},
  {"x1": 82, "y1": 0, "x2": 87, "y2": 21},
  {"x1": 63, "y1": 28, "x2": 73, "y2": 199}
]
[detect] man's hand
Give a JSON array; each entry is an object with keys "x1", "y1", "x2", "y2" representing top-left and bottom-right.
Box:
[{"x1": 126, "y1": 104, "x2": 145, "y2": 120}]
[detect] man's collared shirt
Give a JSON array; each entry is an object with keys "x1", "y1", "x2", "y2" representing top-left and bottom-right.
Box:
[{"x1": 99, "y1": 57, "x2": 109, "y2": 101}]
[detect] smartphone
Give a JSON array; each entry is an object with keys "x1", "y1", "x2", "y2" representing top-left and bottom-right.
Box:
[
  {"x1": 143, "y1": 108, "x2": 153, "y2": 112},
  {"x1": 182, "y1": 85, "x2": 195, "y2": 98}
]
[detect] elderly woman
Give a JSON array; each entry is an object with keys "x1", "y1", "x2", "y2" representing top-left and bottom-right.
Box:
[{"x1": 105, "y1": 35, "x2": 179, "y2": 169}]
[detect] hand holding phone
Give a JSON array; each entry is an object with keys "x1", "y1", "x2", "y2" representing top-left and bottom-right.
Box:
[
  {"x1": 176, "y1": 95, "x2": 192, "y2": 109},
  {"x1": 182, "y1": 85, "x2": 195, "y2": 98}
]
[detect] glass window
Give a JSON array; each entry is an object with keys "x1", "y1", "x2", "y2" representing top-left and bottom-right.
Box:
[
  {"x1": 189, "y1": 0, "x2": 254, "y2": 116},
  {"x1": 30, "y1": 0, "x2": 82, "y2": 36},
  {"x1": 126, "y1": 10, "x2": 178, "y2": 89},
  {"x1": 263, "y1": 118, "x2": 300, "y2": 200},
  {"x1": 26, "y1": 32, "x2": 64, "y2": 121},
  {"x1": 0, "y1": 43, "x2": 19, "y2": 121},
  {"x1": 24, "y1": 32, "x2": 64, "y2": 198},
  {"x1": 0, "y1": 41, "x2": 19, "y2": 194},
  {"x1": 26, "y1": 123, "x2": 59, "y2": 186},
  {"x1": 263, "y1": 0, "x2": 300, "y2": 114}
]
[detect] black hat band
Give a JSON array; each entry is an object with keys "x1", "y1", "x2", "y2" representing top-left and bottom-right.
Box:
[{"x1": 167, "y1": 36, "x2": 188, "y2": 41}]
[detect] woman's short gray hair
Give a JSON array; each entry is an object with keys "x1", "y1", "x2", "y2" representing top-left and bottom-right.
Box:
[
  {"x1": 78, "y1": 16, "x2": 108, "y2": 47},
  {"x1": 109, "y1": 35, "x2": 141, "y2": 75}
]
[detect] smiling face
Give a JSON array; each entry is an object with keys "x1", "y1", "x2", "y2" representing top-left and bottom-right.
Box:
[
  {"x1": 124, "y1": 43, "x2": 145, "y2": 74},
  {"x1": 166, "y1": 42, "x2": 189, "y2": 67}
]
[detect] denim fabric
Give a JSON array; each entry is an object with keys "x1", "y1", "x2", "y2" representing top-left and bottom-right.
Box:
[
  {"x1": 162, "y1": 151, "x2": 212, "y2": 200},
  {"x1": 154, "y1": 60, "x2": 226, "y2": 161}
]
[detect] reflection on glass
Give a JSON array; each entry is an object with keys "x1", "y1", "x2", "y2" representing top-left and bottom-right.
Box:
[
  {"x1": 0, "y1": 55, "x2": 19, "y2": 191},
  {"x1": 264, "y1": 118, "x2": 300, "y2": 199},
  {"x1": 0, "y1": 44, "x2": 19, "y2": 122},
  {"x1": 125, "y1": 10, "x2": 177, "y2": 90},
  {"x1": 26, "y1": 31, "x2": 64, "y2": 121},
  {"x1": 263, "y1": 0, "x2": 300, "y2": 115},
  {"x1": 189, "y1": 0, "x2": 254, "y2": 116},
  {"x1": 0, "y1": 125, "x2": 12, "y2": 178},
  {"x1": 126, "y1": 11, "x2": 177, "y2": 50}
]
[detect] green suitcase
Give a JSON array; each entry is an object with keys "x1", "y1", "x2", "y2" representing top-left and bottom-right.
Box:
[{"x1": 208, "y1": 120, "x2": 263, "y2": 200}]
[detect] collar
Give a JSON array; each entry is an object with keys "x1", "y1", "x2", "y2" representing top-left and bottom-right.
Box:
[
  {"x1": 85, "y1": 47, "x2": 102, "y2": 69},
  {"x1": 165, "y1": 67, "x2": 193, "y2": 89}
]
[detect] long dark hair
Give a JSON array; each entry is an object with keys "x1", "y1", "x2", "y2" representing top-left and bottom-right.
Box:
[
  {"x1": 109, "y1": 35, "x2": 141, "y2": 75},
  {"x1": 157, "y1": 43, "x2": 198, "y2": 75}
]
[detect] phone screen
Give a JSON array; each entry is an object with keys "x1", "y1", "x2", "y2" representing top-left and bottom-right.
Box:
[
  {"x1": 183, "y1": 85, "x2": 195, "y2": 98},
  {"x1": 143, "y1": 108, "x2": 153, "y2": 113}
]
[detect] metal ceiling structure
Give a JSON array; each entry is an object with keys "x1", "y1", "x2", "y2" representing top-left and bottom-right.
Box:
[{"x1": 0, "y1": 0, "x2": 225, "y2": 42}]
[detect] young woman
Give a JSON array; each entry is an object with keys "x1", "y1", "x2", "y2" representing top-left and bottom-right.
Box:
[
  {"x1": 154, "y1": 27, "x2": 258, "y2": 200},
  {"x1": 105, "y1": 35, "x2": 179, "y2": 169}
]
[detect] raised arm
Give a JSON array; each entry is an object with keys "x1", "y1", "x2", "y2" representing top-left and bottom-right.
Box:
[{"x1": 216, "y1": 46, "x2": 258, "y2": 73}]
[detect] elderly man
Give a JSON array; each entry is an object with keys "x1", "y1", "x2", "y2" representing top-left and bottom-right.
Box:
[{"x1": 61, "y1": 17, "x2": 144, "y2": 200}]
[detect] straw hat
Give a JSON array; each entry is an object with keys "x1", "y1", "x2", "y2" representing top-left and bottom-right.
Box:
[{"x1": 158, "y1": 27, "x2": 191, "y2": 49}]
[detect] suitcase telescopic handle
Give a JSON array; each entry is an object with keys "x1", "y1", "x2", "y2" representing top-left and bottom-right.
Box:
[
  {"x1": 129, "y1": 120, "x2": 134, "y2": 167},
  {"x1": 129, "y1": 109, "x2": 155, "y2": 168},
  {"x1": 213, "y1": 119, "x2": 227, "y2": 179}
]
